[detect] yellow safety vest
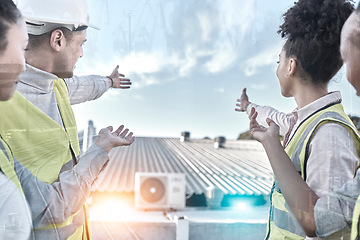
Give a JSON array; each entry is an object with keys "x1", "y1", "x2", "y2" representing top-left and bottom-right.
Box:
[
  {"x1": 0, "y1": 79, "x2": 90, "y2": 239},
  {"x1": 265, "y1": 102, "x2": 360, "y2": 240},
  {"x1": 351, "y1": 195, "x2": 360, "y2": 240},
  {"x1": 0, "y1": 138, "x2": 24, "y2": 195}
]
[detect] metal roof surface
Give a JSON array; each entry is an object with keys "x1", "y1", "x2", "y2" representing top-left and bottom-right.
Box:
[{"x1": 92, "y1": 137, "x2": 273, "y2": 196}]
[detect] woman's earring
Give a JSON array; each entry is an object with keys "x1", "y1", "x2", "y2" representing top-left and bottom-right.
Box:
[{"x1": 285, "y1": 73, "x2": 290, "y2": 78}]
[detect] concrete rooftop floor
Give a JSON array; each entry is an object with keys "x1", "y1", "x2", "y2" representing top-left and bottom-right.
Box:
[{"x1": 90, "y1": 204, "x2": 269, "y2": 240}]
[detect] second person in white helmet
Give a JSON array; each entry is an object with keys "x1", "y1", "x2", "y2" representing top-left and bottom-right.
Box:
[{"x1": 0, "y1": 0, "x2": 131, "y2": 239}]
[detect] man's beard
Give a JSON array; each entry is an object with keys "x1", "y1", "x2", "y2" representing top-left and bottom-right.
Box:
[{"x1": 52, "y1": 70, "x2": 74, "y2": 78}]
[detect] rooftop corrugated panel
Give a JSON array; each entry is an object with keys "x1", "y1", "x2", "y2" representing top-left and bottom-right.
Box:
[{"x1": 92, "y1": 137, "x2": 273, "y2": 196}]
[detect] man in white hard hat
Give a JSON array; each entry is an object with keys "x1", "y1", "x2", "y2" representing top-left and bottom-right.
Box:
[{"x1": 0, "y1": 0, "x2": 131, "y2": 239}]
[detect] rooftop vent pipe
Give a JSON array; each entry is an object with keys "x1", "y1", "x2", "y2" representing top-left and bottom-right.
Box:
[
  {"x1": 214, "y1": 136, "x2": 226, "y2": 149},
  {"x1": 180, "y1": 131, "x2": 190, "y2": 142},
  {"x1": 205, "y1": 186, "x2": 224, "y2": 209}
]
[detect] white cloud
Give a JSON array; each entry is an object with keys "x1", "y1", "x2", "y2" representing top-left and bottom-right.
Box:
[
  {"x1": 116, "y1": 52, "x2": 167, "y2": 75},
  {"x1": 128, "y1": 76, "x2": 162, "y2": 90},
  {"x1": 205, "y1": 47, "x2": 237, "y2": 74},
  {"x1": 77, "y1": 0, "x2": 274, "y2": 90},
  {"x1": 75, "y1": 62, "x2": 113, "y2": 77},
  {"x1": 72, "y1": 104, "x2": 87, "y2": 132},
  {"x1": 218, "y1": 0, "x2": 257, "y2": 36},
  {"x1": 77, "y1": 51, "x2": 171, "y2": 89},
  {"x1": 198, "y1": 12, "x2": 213, "y2": 42},
  {"x1": 104, "y1": 89, "x2": 120, "y2": 96},
  {"x1": 175, "y1": 47, "x2": 199, "y2": 78},
  {"x1": 250, "y1": 83, "x2": 269, "y2": 90},
  {"x1": 243, "y1": 43, "x2": 282, "y2": 76},
  {"x1": 214, "y1": 88, "x2": 225, "y2": 94},
  {"x1": 133, "y1": 94, "x2": 144, "y2": 101}
]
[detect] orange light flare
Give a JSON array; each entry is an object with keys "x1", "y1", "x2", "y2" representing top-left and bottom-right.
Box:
[{"x1": 89, "y1": 195, "x2": 137, "y2": 222}]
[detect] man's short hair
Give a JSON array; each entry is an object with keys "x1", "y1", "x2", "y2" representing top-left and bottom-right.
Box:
[{"x1": 27, "y1": 27, "x2": 76, "y2": 50}]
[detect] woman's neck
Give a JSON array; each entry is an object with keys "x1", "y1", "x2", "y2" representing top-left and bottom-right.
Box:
[{"x1": 293, "y1": 82, "x2": 329, "y2": 109}]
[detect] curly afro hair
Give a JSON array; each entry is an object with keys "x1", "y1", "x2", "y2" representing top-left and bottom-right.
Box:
[
  {"x1": 278, "y1": 0, "x2": 354, "y2": 84},
  {"x1": 0, "y1": 0, "x2": 22, "y2": 54}
]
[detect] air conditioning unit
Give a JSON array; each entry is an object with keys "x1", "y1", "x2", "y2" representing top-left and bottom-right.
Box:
[{"x1": 135, "y1": 172, "x2": 186, "y2": 210}]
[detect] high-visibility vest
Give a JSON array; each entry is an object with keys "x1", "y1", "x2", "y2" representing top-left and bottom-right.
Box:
[
  {"x1": 0, "y1": 79, "x2": 89, "y2": 239},
  {"x1": 351, "y1": 195, "x2": 360, "y2": 240},
  {"x1": 0, "y1": 138, "x2": 24, "y2": 195},
  {"x1": 0, "y1": 138, "x2": 33, "y2": 239},
  {"x1": 265, "y1": 102, "x2": 360, "y2": 240}
]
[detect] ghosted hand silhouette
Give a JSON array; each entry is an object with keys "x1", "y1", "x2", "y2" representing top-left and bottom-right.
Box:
[{"x1": 235, "y1": 88, "x2": 250, "y2": 112}]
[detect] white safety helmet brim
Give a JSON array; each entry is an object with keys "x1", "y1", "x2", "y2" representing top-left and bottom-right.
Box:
[
  {"x1": 15, "y1": 0, "x2": 99, "y2": 35},
  {"x1": 25, "y1": 18, "x2": 99, "y2": 35}
]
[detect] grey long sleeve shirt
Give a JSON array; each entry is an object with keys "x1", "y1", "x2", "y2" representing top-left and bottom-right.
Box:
[
  {"x1": 13, "y1": 144, "x2": 109, "y2": 238},
  {"x1": 17, "y1": 64, "x2": 110, "y2": 128},
  {"x1": 13, "y1": 64, "x2": 111, "y2": 239}
]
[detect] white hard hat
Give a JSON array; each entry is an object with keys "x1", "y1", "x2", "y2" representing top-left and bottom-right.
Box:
[{"x1": 14, "y1": 0, "x2": 99, "y2": 35}]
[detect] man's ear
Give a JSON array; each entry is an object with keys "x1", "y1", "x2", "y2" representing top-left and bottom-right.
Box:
[
  {"x1": 288, "y1": 57, "x2": 297, "y2": 77},
  {"x1": 49, "y1": 29, "x2": 65, "y2": 52}
]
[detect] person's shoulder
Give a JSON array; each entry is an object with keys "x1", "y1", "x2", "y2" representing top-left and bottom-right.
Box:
[{"x1": 313, "y1": 122, "x2": 356, "y2": 143}]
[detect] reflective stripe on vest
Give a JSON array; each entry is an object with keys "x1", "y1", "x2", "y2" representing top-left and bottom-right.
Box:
[
  {"x1": 265, "y1": 103, "x2": 360, "y2": 240},
  {"x1": 0, "y1": 138, "x2": 23, "y2": 194},
  {"x1": 351, "y1": 196, "x2": 360, "y2": 240},
  {"x1": 0, "y1": 79, "x2": 85, "y2": 239}
]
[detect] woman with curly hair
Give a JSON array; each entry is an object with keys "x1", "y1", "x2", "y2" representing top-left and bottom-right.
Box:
[{"x1": 236, "y1": 0, "x2": 359, "y2": 239}]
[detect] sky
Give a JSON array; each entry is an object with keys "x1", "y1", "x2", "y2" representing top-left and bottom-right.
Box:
[{"x1": 73, "y1": 0, "x2": 360, "y2": 140}]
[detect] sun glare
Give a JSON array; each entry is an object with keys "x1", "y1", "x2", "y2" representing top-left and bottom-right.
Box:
[
  {"x1": 90, "y1": 197, "x2": 135, "y2": 222},
  {"x1": 236, "y1": 202, "x2": 249, "y2": 211}
]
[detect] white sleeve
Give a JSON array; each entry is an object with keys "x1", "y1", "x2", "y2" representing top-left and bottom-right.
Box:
[
  {"x1": 306, "y1": 123, "x2": 359, "y2": 197},
  {"x1": 15, "y1": 145, "x2": 109, "y2": 228},
  {"x1": 65, "y1": 75, "x2": 110, "y2": 105},
  {"x1": 306, "y1": 123, "x2": 359, "y2": 237},
  {"x1": 0, "y1": 173, "x2": 32, "y2": 239},
  {"x1": 245, "y1": 103, "x2": 291, "y2": 136},
  {"x1": 314, "y1": 171, "x2": 360, "y2": 238}
]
